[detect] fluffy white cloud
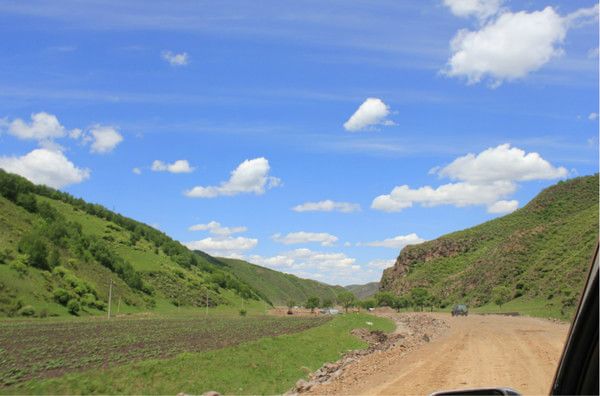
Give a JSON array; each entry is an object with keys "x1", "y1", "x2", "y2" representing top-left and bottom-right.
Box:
[
  {"x1": 443, "y1": 0, "x2": 503, "y2": 20},
  {"x1": 185, "y1": 157, "x2": 281, "y2": 198},
  {"x1": 87, "y1": 125, "x2": 123, "y2": 154},
  {"x1": 437, "y1": 143, "x2": 568, "y2": 183},
  {"x1": 343, "y1": 98, "x2": 395, "y2": 132},
  {"x1": 292, "y1": 200, "x2": 360, "y2": 213},
  {"x1": 151, "y1": 159, "x2": 194, "y2": 173},
  {"x1": 446, "y1": 7, "x2": 566, "y2": 85},
  {"x1": 360, "y1": 233, "x2": 425, "y2": 249},
  {"x1": 248, "y1": 248, "x2": 366, "y2": 285},
  {"x1": 372, "y1": 144, "x2": 566, "y2": 213},
  {"x1": 162, "y1": 50, "x2": 189, "y2": 66},
  {"x1": 487, "y1": 199, "x2": 518, "y2": 214},
  {"x1": 188, "y1": 221, "x2": 247, "y2": 236},
  {"x1": 272, "y1": 231, "x2": 339, "y2": 247},
  {"x1": 7, "y1": 112, "x2": 68, "y2": 141},
  {"x1": 132, "y1": 167, "x2": 142, "y2": 175},
  {"x1": 589, "y1": 112, "x2": 598, "y2": 121},
  {"x1": 366, "y1": 259, "x2": 396, "y2": 270},
  {"x1": 183, "y1": 236, "x2": 257, "y2": 257},
  {"x1": 0, "y1": 148, "x2": 90, "y2": 189}
]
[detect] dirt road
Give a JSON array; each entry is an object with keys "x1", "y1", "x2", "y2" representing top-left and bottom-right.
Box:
[{"x1": 308, "y1": 313, "x2": 569, "y2": 396}]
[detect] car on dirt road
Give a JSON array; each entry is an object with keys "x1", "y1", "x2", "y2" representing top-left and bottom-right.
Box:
[{"x1": 451, "y1": 304, "x2": 468, "y2": 316}]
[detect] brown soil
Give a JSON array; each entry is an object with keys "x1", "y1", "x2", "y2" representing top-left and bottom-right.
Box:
[{"x1": 306, "y1": 312, "x2": 569, "y2": 396}]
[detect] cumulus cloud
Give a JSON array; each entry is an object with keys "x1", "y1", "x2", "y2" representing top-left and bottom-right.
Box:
[
  {"x1": 185, "y1": 157, "x2": 281, "y2": 198},
  {"x1": 487, "y1": 199, "x2": 518, "y2": 214},
  {"x1": 162, "y1": 50, "x2": 189, "y2": 66},
  {"x1": 589, "y1": 112, "x2": 598, "y2": 121},
  {"x1": 444, "y1": 4, "x2": 598, "y2": 86},
  {"x1": 443, "y1": 0, "x2": 503, "y2": 20},
  {"x1": 359, "y1": 233, "x2": 425, "y2": 249},
  {"x1": 343, "y1": 98, "x2": 395, "y2": 132},
  {"x1": 292, "y1": 200, "x2": 361, "y2": 213},
  {"x1": 437, "y1": 143, "x2": 568, "y2": 183},
  {"x1": 272, "y1": 231, "x2": 339, "y2": 247},
  {"x1": 7, "y1": 112, "x2": 68, "y2": 141},
  {"x1": 87, "y1": 125, "x2": 123, "y2": 154},
  {"x1": 151, "y1": 159, "x2": 194, "y2": 173},
  {"x1": 188, "y1": 221, "x2": 247, "y2": 236},
  {"x1": 183, "y1": 236, "x2": 257, "y2": 257},
  {"x1": 132, "y1": 167, "x2": 142, "y2": 175},
  {"x1": 372, "y1": 144, "x2": 566, "y2": 213},
  {"x1": 366, "y1": 259, "x2": 396, "y2": 270},
  {"x1": 0, "y1": 148, "x2": 90, "y2": 189}
]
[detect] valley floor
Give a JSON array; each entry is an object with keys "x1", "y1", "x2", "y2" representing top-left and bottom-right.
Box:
[{"x1": 307, "y1": 312, "x2": 569, "y2": 395}]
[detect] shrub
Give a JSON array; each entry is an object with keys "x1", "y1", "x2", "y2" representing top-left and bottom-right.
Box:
[
  {"x1": 9, "y1": 260, "x2": 28, "y2": 277},
  {"x1": 38, "y1": 308, "x2": 49, "y2": 318},
  {"x1": 67, "y1": 299, "x2": 80, "y2": 315},
  {"x1": 53, "y1": 288, "x2": 70, "y2": 305},
  {"x1": 81, "y1": 293, "x2": 96, "y2": 306},
  {"x1": 18, "y1": 233, "x2": 49, "y2": 270},
  {"x1": 18, "y1": 305, "x2": 36, "y2": 316},
  {"x1": 239, "y1": 308, "x2": 247, "y2": 316}
]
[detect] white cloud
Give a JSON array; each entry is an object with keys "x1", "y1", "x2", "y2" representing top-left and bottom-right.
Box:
[
  {"x1": 87, "y1": 125, "x2": 123, "y2": 154},
  {"x1": 7, "y1": 112, "x2": 68, "y2": 141},
  {"x1": 185, "y1": 157, "x2": 281, "y2": 198},
  {"x1": 151, "y1": 159, "x2": 194, "y2": 173},
  {"x1": 272, "y1": 231, "x2": 339, "y2": 247},
  {"x1": 588, "y1": 112, "x2": 598, "y2": 121},
  {"x1": 445, "y1": 7, "x2": 566, "y2": 86},
  {"x1": 183, "y1": 236, "x2": 257, "y2": 257},
  {"x1": 292, "y1": 200, "x2": 360, "y2": 213},
  {"x1": 360, "y1": 233, "x2": 425, "y2": 249},
  {"x1": 343, "y1": 98, "x2": 395, "y2": 132},
  {"x1": 132, "y1": 167, "x2": 142, "y2": 175},
  {"x1": 372, "y1": 144, "x2": 566, "y2": 213},
  {"x1": 487, "y1": 199, "x2": 518, "y2": 214},
  {"x1": 188, "y1": 221, "x2": 247, "y2": 236},
  {"x1": 162, "y1": 50, "x2": 189, "y2": 66},
  {"x1": 443, "y1": 0, "x2": 503, "y2": 20},
  {"x1": 0, "y1": 148, "x2": 90, "y2": 189},
  {"x1": 437, "y1": 143, "x2": 568, "y2": 183},
  {"x1": 587, "y1": 47, "x2": 599, "y2": 59},
  {"x1": 366, "y1": 259, "x2": 395, "y2": 270}
]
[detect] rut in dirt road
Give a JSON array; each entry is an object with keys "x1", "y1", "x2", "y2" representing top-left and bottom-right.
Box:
[{"x1": 306, "y1": 313, "x2": 569, "y2": 396}]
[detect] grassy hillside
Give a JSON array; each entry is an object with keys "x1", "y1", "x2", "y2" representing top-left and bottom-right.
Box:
[
  {"x1": 0, "y1": 170, "x2": 266, "y2": 318},
  {"x1": 345, "y1": 282, "x2": 380, "y2": 299},
  {"x1": 380, "y1": 175, "x2": 599, "y2": 319},
  {"x1": 214, "y1": 257, "x2": 345, "y2": 305}
]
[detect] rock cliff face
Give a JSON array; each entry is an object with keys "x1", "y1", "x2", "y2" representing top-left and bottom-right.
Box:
[{"x1": 378, "y1": 175, "x2": 599, "y2": 310}]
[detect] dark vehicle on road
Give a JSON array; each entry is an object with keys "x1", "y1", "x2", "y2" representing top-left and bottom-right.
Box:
[{"x1": 451, "y1": 304, "x2": 468, "y2": 316}]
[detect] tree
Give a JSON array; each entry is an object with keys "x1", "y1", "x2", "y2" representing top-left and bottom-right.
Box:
[
  {"x1": 410, "y1": 288, "x2": 429, "y2": 311},
  {"x1": 374, "y1": 291, "x2": 396, "y2": 307},
  {"x1": 306, "y1": 296, "x2": 320, "y2": 313},
  {"x1": 360, "y1": 299, "x2": 376, "y2": 310},
  {"x1": 287, "y1": 299, "x2": 295, "y2": 315},
  {"x1": 337, "y1": 291, "x2": 356, "y2": 313},
  {"x1": 392, "y1": 296, "x2": 410, "y2": 312},
  {"x1": 492, "y1": 286, "x2": 511, "y2": 308},
  {"x1": 321, "y1": 298, "x2": 333, "y2": 308}
]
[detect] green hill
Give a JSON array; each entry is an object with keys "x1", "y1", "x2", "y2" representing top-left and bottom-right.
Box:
[
  {"x1": 380, "y1": 175, "x2": 599, "y2": 318},
  {"x1": 345, "y1": 282, "x2": 380, "y2": 300},
  {"x1": 0, "y1": 170, "x2": 268, "y2": 318},
  {"x1": 212, "y1": 257, "x2": 345, "y2": 305}
]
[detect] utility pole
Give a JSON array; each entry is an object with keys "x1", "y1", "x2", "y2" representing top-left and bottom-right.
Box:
[{"x1": 107, "y1": 279, "x2": 113, "y2": 319}]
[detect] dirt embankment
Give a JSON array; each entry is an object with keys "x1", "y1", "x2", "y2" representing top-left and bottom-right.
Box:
[{"x1": 291, "y1": 312, "x2": 569, "y2": 396}]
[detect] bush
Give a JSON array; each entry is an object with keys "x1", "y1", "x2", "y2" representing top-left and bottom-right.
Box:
[
  {"x1": 239, "y1": 308, "x2": 247, "y2": 316},
  {"x1": 38, "y1": 308, "x2": 49, "y2": 318},
  {"x1": 9, "y1": 260, "x2": 28, "y2": 277},
  {"x1": 53, "y1": 288, "x2": 71, "y2": 305},
  {"x1": 18, "y1": 233, "x2": 49, "y2": 270},
  {"x1": 18, "y1": 305, "x2": 36, "y2": 317},
  {"x1": 67, "y1": 299, "x2": 80, "y2": 315}
]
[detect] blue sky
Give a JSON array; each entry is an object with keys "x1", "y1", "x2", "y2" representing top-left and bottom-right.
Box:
[{"x1": 0, "y1": 0, "x2": 597, "y2": 285}]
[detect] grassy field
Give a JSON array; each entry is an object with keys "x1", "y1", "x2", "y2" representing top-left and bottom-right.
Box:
[{"x1": 3, "y1": 313, "x2": 394, "y2": 395}]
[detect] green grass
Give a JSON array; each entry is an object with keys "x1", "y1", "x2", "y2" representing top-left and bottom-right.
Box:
[
  {"x1": 471, "y1": 296, "x2": 573, "y2": 321},
  {"x1": 4, "y1": 313, "x2": 394, "y2": 395}
]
